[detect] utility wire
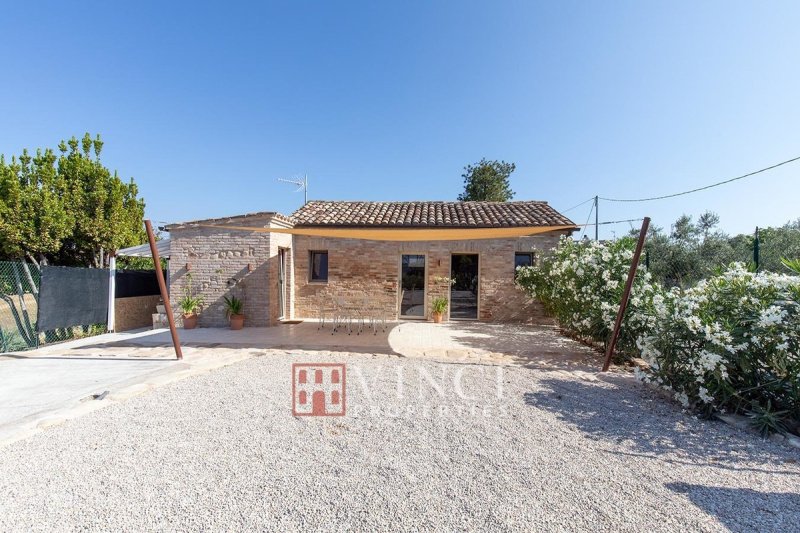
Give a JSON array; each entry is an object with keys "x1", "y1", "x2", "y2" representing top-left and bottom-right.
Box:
[
  {"x1": 600, "y1": 154, "x2": 800, "y2": 202},
  {"x1": 559, "y1": 197, "x2": 595, "y2": 213},
  {"x1": 576, "y1": 218, "x2": 644, "y2": 227},
  {"x1": 580, "y1": 202, "x2": 594, "y2": 239}
]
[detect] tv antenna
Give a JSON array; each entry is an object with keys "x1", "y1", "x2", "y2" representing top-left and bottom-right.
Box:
[{"x1": 277, "y1": 174, "x2": 308, "y2": 204}]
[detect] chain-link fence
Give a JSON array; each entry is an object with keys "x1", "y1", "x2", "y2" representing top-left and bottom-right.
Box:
[
  {"x1": 642, "y1": 225, "x2": 800, "y2": 289},
  {"x1": 0, "y1": 261, "x2": 107, "y2": 353}
]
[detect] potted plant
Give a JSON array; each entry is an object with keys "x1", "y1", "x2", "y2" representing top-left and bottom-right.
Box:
[
  {"x1": 177, "y1": 273, "x2": 203, "y2": 329},
  {"x1": 224, "y1": 295, "x2": 245, "y2": 330},
  {"x1": 430, "y1": 297, "x2": 448, "y2": 323},
  {"x1": 178, "y1": 294, "x2": 203, "y2": 329}
]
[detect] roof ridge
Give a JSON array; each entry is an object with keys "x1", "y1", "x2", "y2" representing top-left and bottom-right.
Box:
[
  {"x1": 301, "y1": 199, "x2": 549, "y2": 204},
  {"x1": 290, "y1": 200, "x2": 574, "y2": 228}
]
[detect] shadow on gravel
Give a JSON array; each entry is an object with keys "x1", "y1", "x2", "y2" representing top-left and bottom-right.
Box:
[
  {"x1": 523, "y1": 376, "x2": 800, "y2": 473},
  {"x1": 666, "y1": 482, "x2": 800, "y2": 532},
  {"x1": 448, "y1": 323, "x2": 602, "y2": 370}
]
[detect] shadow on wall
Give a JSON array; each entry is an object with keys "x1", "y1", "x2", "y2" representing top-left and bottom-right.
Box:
[
  {"x1": 172, "y1": 260, "x2": 270, "y2": 328},
  {"x1": 665, "y1": 483, "x2": 800, "y2": 532},
  {"x1": 522, "y1": 376, "x2": 799, "y2": 472}
]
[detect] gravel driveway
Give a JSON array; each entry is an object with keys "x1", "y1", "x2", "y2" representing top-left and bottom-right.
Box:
[{"x1": 0, "y1": 350, "x2": 798, "y2": 532}]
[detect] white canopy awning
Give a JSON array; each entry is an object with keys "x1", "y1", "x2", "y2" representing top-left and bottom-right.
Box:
[{"x1": 117, "y1": 239, "x2": 171, "y2": 258}]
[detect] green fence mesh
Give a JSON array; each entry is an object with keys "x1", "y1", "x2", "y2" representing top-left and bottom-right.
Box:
[{"x1": 0, "y1": 261, "x2": 106, "y2": 353}]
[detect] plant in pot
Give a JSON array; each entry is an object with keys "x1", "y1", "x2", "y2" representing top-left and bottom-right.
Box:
[
  {"x1": 430, "y1": 296, "x2": 449, "y2": 324},
  {"x1": 178, "y1": 294, "x2": 203, "y2": 329},
  {"x1": 224, "y1": 295, "x2": 245, "y2": 330},
  {"x1": 177, "y1": 273, "x2": 203, "y2": 329}
]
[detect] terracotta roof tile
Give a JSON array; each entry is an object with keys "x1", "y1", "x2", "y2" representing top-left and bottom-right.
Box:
[{"x1": 291, "y1": 201, "x2": 575, "y2": 228}]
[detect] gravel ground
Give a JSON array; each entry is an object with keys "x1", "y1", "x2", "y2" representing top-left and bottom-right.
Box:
[{"x1": 0, "y1": 350, "x2": 798, "y2": 532}]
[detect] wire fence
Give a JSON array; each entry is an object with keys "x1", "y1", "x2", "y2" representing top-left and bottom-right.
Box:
[
  {"x1": 0, "y1": 261, "x2": 107, "y2": 352},
  {"x1": 643, "y1": 226, "x2": 800, "y2": 289}
]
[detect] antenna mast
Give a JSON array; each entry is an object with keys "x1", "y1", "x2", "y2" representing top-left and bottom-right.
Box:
[{"x1": 277, "y1": 175, "x2": 308, "y2": 205}]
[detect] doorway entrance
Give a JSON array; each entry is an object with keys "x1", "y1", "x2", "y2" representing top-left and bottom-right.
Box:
[
  {"x1": 278, "y1": 248, "x2": 288, "y2": 319},
  {"x1": 399, "y1": 254, "x2": 426, "y2": 318},
  {"x1": 450, "y1": 254, "x2": 479, "y2": 319}
]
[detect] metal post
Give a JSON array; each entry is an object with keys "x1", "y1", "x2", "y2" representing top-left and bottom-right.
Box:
[
  {"x1": 594, "y1": 196, "x2": 599, "y2": 241},
  {"x1": 304, "y1": 174, "x2": 308, "y2": 205},
  {"x1": 602, "y1": 217, "x2": 650, "y2": 372},
  {"x1": 145, "y1": 220, "x2": 182, "y2": 360},
  {"x1": 107, "y1": 254, "x2": 116, "y2": 332},
  {"x1": 754, "y1": 227, "x2": 760, "y2": 273}
]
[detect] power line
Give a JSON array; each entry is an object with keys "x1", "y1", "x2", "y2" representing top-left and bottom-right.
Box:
[
  {"x1": 559, "y1": 197, "x2": 594, "y2": 213},
  {"x1": 600, "y1": 154, "x2": 800, "y2": 203},
  {"x1": 576, "y1": 218, "x2": 644, "y2": 227},
  {"x1": 580, "y1": 202, "x2": 594, "y2": 239}
]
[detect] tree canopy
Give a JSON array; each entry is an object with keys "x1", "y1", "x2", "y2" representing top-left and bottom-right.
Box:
[
  {"x1": 457, "y1": 159, "x2": 515, "y2": 202},
  {"x1": 634, "y1": 212, "x2": 800, "y2": 287},
  {"x1": 0, "y1": 134, "x2": 146, "y2": 267}
]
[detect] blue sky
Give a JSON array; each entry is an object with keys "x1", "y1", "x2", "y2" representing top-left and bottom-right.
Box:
[{"x1": 1, "y1": 1, "x2": 798, "y2": 239}]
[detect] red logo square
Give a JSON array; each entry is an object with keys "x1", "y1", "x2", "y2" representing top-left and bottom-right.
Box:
[{"x1": 292, "y1": 363, "x2": 346, "y2": 416}]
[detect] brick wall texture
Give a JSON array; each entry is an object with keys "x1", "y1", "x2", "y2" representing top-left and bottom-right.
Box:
[
  {"x1": 169, "y1": 219, "x2": 565, "y2": 327},
  {"x1": 292, "y1": 234, "x2": 562, "y2": 323},
  {"x1": 169, "y1": 214, "x2": 279, "y2": 327},
  {"x1": 114, "y1": 295, "x2": 162, "y2": 331}
]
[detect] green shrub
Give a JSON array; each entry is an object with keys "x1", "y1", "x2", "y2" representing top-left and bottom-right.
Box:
[
  {"x1": 637, "y1": 264, "x2": 800, "y2": 433},
  {"x1": 515, "y1": 237, "x2": 662, "y2": 358},
  {"x1": 518, "y1": 238, "x2": 800, "y2": 434}
]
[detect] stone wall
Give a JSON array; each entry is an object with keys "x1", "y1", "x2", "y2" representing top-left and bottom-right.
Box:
[
  {"x1": 114, "y1": 295, "x2": 161, "y2": 331},
  {"x1": 167, "y1": 215, "x2": 565, "y2": 327},
  {"x1": 168, "y1": 214, "x2": 284, "y2": 327},
  {"x1": 292, "y1": 232, "x2": 564, "y2": 324}
]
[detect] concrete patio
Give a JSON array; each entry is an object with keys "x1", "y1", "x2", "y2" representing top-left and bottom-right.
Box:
[
  {"x1": 0, "y1": 321, "x2": 599, "y2": 446},
  {"x1": 30, "y1": 320, "x2": 599, "y2": 367}
]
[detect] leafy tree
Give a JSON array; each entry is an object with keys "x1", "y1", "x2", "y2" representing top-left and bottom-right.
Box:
[
  {"x1": 457, "y1": 159, "x2": 515, "y2": 201},
  {"x1": 0, "y1": 134, "x2": 146, "y2": 267},
  {"x1": 0, "y1": 150, "x2": 73, "y2": 266},
  {"x1": 697, "y1": 211, "x2": 720, "y2": 239},
  {"x1": 733, "y1": 219, "x2": 800, "y2": 273},
  {"x1": 640, "y1": 212, "x2": 800, "y2": 288},
  {"x1": 56, "y1": 134, "x2": 146, "y2": 267}
]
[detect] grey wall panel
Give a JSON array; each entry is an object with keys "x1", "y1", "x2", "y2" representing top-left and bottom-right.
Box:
[{"x1": 38, "y1": 266, "x2": 109, "y2": 331}]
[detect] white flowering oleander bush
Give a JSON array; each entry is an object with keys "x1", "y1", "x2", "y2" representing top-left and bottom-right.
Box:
[
  {"x1": 517, "y1": 237, "x2": 800, "y2": 434},
  {"x1": 637, "y1": 263, "x2": 800, "y2": 433},
  {"x1": 515, "y1": 236, "x2": 662, "y2": 359}
]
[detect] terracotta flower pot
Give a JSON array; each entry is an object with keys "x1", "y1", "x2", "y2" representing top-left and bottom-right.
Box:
[
  {"x1": 432, "y1": 311, "x2": 444, "y2": 324},
  {"x1": 229, "y1": 314, "x2": 245, "y2": 330},
  {"x1": 182, "y1": 313, "x2": 198, "y2": 329}
]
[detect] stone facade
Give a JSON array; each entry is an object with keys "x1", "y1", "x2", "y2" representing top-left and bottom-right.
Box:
[
  {"x1": 114, "y1": 295, "x2": 161, "y2": 331},
  {"x1": 168, "y1": 213, "x2": 290, "y2": 327},
  {"x1": 168, "y1": 213, "x2": 566, "y2": 327},
  {"x1": 292, "y1": 233, "x2": 564, "y2": 323}
]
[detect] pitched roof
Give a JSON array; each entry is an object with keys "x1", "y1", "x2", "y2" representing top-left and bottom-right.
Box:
[{"x1": 291, "y1": 201, "x2": 575, "y2": 228}]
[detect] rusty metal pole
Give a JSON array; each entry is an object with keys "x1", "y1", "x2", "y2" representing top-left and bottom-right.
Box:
[
  {"x1": 145, "y1": 220, "x2": 183, "y2": 360},
  {"x1": 601, "y1": 216, "x2": 650, "y2": 372}
]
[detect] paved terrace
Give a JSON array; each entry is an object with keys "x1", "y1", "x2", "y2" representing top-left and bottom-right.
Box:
[{"x1": 0, "y1": 322, "x2": 596, "y2": 445}]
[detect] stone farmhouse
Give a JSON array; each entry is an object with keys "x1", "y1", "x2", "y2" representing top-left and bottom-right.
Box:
[{"x1": 166, "y1": 201, "x2": 577, "y2": 327}]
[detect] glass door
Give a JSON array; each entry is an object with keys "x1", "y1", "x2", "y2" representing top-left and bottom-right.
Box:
[
  {"x1": 450, "y1": 254, "x2": 479, "y2": 319},
  {"x1": 400, "y1": 254, "x2": 426, "y2": 318}
]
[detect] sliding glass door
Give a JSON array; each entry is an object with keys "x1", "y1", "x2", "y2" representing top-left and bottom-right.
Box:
[
  {"x1": 450, "y1": 254, "x2": 479, "y2": 319},
  {"x1": 400, "y1": 254, "x2": 426, "y2": 318}
]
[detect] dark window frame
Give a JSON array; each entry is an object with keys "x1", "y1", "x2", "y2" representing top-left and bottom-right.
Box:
[
  {"x1": 309, "y1": 250, "x2": 329, "y2": 282},
  {"x1": 514, "y1": 252, "x2": 535, "y2": 276}
]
